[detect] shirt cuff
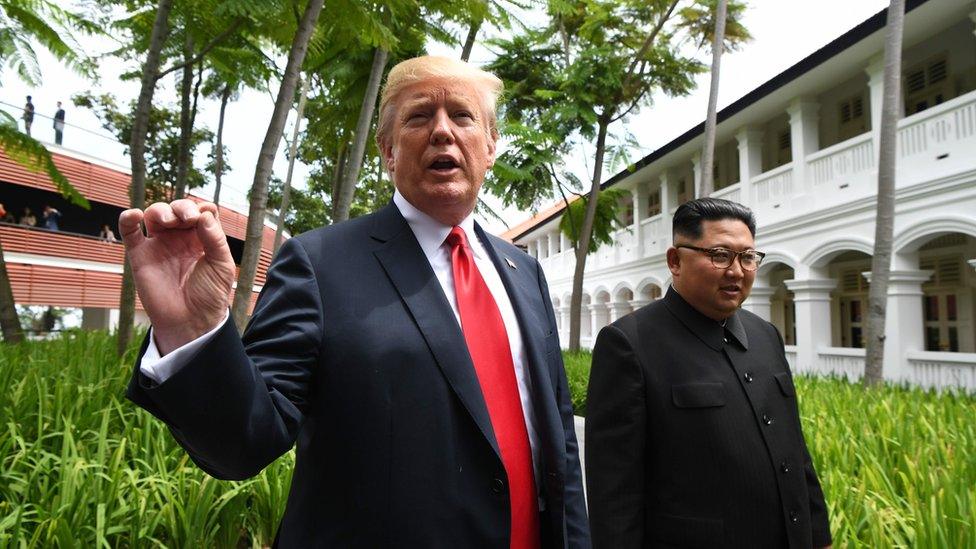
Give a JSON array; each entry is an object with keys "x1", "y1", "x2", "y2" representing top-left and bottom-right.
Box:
[{"x1": 139, "y1": 310, "x2": 230, "y2": 384}]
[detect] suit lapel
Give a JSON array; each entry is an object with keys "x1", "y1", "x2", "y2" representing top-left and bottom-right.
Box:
[{"x1": 370, "y1": 205, "x2": 500, "y2": 458}]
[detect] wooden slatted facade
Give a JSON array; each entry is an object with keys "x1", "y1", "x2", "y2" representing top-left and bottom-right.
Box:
[{"x1": 0, "y1": 146, "x2": 276, "y2": 312}]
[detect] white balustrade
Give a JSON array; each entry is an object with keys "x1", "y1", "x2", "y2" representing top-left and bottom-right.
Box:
[
  {"x1": 907, "y1": 351, "x2": 976, "y2": 393},
  {"x1": 784, "y1": 345, "x2": 798, "y2": 371},
  {"x1": 711, "y1": 182, "x2": 742, "y2": 204},
  {"x1": 898, "y1": 91, "x2": 976, "y2": 159},
  {"x1": 814, "y1": 347, "x2": 865, "y2": 380},
  {"x1": 808, "y1": 133, "x2": 874, "y2": 186},
  {"x1": 752, "y1": 164, "x2": 794, "y2": 205}
]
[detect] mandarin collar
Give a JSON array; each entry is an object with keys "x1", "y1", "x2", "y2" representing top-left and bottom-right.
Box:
[{"x1": 663, "y1": 286, "x2": 749, "y2": 351}]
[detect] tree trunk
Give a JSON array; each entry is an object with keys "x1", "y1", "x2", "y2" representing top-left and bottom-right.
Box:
[
  {"x1": 864, "y1": 0, "x2": 905, "y2": 388},
  {"x1": 460, "y1": 18, "x2": 482, "y2": 62},
  {"x1": 213, "y1": 84, "x2": 231, "y2": 207},
  {"x1": 568, "y1": 118, "x2": 609, "y2": 351},
  {"x1": 699, "y1": 0, "x2": 727, "y2": 198},
  {"x1": 331, "y1": 141, "x2": 348, "y2": 206},
  {"x1": 274, "y1": 75, "x2": 311, "y2": 255},
  {"x1": 332, "y1": 47, "x2": 389, "y2": 223},
  {"x1": 0, "y1": 239, "x2": 24, "y2": 344},
  {"x1": 230, "y1": 0, "x2": 326, "y2": 331},
  {"x1": 174, "y1": 32, "x2": 195, "y2": 200},
  {"x1": 118, "y1": 0, "x2": 174, "y2": 356}
]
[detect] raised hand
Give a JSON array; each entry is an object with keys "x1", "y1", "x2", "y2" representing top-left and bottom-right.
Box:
[{"x1": 119, "y1": 199, "x2": 237, "y2": 355}]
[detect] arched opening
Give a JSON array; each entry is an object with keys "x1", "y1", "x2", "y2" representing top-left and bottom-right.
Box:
[
  {"x1": 917, "y1": 233, "x2": 976, "y2": 352},
  {"x1": 825, "y1": 250, "x2": 873, "y2": 348}
]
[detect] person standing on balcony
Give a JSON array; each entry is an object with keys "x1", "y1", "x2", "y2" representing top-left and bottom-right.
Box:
[
  {"x1": 0, "y1": 203, "x2": 13, "y2": 223},
  {"x1": 99, "y1": 224, "x2": 117, "y2": 242},
  {"x1": 585, "y1": 198, "x2": 831, "y2": 549},
  {"x1": 22, "y1": 96, "x2": 34, "y2": 137},
  {"x1": 53, "y1": 101, "x2": 66, "y2": 145},
  {"x1": 41, "y1": 205, "x2": 60, "y2": 231},
  {"x1": 119, "y1": 55, "x2": 589, "y2": 548},
  {"x1": 19, "y1": 207, "x2": 36, "y2": 227}
]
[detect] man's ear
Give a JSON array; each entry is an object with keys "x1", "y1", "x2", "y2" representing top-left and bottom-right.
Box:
[
  {"x1": 486, "y1": 132, "x2": 497, "y2": 169},
  {"x1": 666, "y1": 246, "x2": 681, "y2": 278},
  {"x1": 381, "y1": 141, "x2": 395, "y2": 173}
]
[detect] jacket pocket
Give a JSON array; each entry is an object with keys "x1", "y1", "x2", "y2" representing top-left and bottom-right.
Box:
[
  {"x1": 774, "y1": 372, "x2": 796, "y2": 397},
  {"x1": 671, "y1": 382, "x2": 726, "y2": 408},
  {"x1": 648, "y1": 512, "x2": 724, "y2": 547}
]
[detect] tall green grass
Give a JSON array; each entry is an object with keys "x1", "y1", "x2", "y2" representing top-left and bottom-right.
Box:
[
  {"x1": 2, "y1": 335, "x2": 973, "y2": 547},
  {"x1": 566, "y1": 349, "x2": 976, "y2": 548},
  {"x1": 0, "y1": 331, "x2": 293, "y2": 548}
]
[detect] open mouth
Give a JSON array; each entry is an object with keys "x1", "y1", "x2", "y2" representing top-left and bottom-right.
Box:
[
  {"x1": 428, "y1": 158, "x2": 459, "y2": 173},
  {"x1": 720, "y1": 285, "x2": 741, "y2": 295}
]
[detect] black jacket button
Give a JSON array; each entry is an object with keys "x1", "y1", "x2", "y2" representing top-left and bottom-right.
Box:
[
  {"x1": 781, "y1": 461, "x2": 791, "y2": 473},
  {"x1": 492, "y1": 478, "x2": 506, "y2": 494},
  {"x1": 743, "y1": 372, "x2": 754, "y2": 383},
  {"x1": 763, "y1": 414, "x2": 773, "y2": 425},
  {"x1": 790, "y1": 510, "x2": 799, "y2": 523}
]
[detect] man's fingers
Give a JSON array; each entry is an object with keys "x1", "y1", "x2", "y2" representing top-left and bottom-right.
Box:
[
  {"x1": 195, "y1": 211, "x2": 232, "y2": 265},
  {"x1": 171, "y1": 199, "x2": 202, "y2": 223},
  {"x1": 118, "y1": 209, "x2": 146, "y2": 248},
  {"x1": 143, "y1": 202, "x2": 179, "y2": 235}
]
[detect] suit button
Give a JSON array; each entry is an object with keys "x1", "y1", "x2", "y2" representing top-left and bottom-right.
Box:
[
  {"x1": 743, "y1": 372, "x2": 754, "y2": 383},
  {"x1": 492, "y1": 478, "x2": 506, "y2": 494},
  {"x1": 723, "y1": 336, "x2": 729, "y2": 343},
  {"x1": 781, "y1": 461, "x2": 791, "y2": 473},
  {"x1": 790, "y1": 510, "x2": 799, "y2": 523},
  {"x1": 763, "y1": 414, "x2": 774, "y2": 425}
]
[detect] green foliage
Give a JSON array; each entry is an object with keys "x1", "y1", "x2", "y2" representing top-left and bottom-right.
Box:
[
  {"x1": 559, "y1": 187, "x2": 626, "y2": 252},
  {"x1": 0, "y1": 330, "x2": 294, "y2": 547},
  {"x1": 564, "y1": 350, "x2": 976, "y2": 548},
  {"x1": 0, "y1": 125, "x2": 89, "y2": 208},
  {"x1": 73, "y1": 92, "x2": 215, "y2": 203},
  {"x1": 0, "y1": 0, "x2": 100, "y2": 86}
]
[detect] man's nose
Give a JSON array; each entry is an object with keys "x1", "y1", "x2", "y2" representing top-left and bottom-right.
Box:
[
  {"x1": 725, "y1": 255, "x2": 745, "y2": 278},
  {"x1": 429, "y1": 110, "x2": 454, "y2": 145}
]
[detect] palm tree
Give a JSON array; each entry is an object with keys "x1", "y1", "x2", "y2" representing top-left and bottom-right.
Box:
[
  {"x1": 699, "y1": 0, "x2": 727, "y2": 197},
  {"x1": 864, "y1": 0, "x2": 906, "y2": 387}
]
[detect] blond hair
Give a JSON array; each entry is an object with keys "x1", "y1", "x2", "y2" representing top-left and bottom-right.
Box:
[{"x1": 375, "y1": 56, "x2": 503, "y2": 149}]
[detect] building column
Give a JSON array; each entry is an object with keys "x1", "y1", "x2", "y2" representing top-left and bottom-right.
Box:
[
  {"x1": 633, "y1": 183, "x2": 646, "y2": 256},
  {"x1": 736, "y1": 127, "x2": 763, "y2": 206},
  {"x1": 610, "y1": 302, "x2": 632, "y2": 323},
  {"x1": 862, "y1": 269, "x2": 933, "y2": 384},
  {"x1": 591, "y1": 303, "x2": 609, "y2": 336},
  {"x1": 865, "y1": 55, "x2": 886, "y2": 159},
  {"x1": 691, "y1": 154, "x2": 702, "y2": 199},
  {"x1": 742, "y1": 285, "x2": 776, "y2": 321},
  {"x1": 547, "y1": 232, "x2": 557, "y2": 258},
  {"x1": 787, "y1": 98, "x2": 820, "y2": 196},
  {"x1": 559, "y1": 305, "x2": 571, "y2": 336},
  {"x1": 630, "y1": 298, "x2": 651, "y2": 311},
  {"x1": 660, "y1": 172, "x2": 674, "y2": 216},
  {"x1": 785, "y1": 279, "x2": 836, "y2": 374}
]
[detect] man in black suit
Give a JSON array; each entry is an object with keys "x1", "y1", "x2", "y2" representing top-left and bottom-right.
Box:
[
  {"x1": 120, "y1": 56, "x2": 589, "y2": 548},
  {"x1": 585, "y1": 198, "x2": 831, "y2": 549}
]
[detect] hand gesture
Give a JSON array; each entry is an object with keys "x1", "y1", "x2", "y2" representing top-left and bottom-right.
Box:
[{"x1": 119, "y1": 199, "x2": 236, "y2": 355}]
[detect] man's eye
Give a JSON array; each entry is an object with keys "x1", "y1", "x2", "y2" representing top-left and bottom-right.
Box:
[
  {"x1": 711, "y1": 250, "x2": 734, "y2": 261},
  {"x1": 454, "y1": 111, "x2": 474, "y2": 119}
]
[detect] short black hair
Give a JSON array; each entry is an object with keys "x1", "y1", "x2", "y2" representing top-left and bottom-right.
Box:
[
  {"x1": 672, "y1": 197, "x2": 757, "y2": 241},
  {"x1": 26, "y1": 95, "x2": 31, "y2": 100}
]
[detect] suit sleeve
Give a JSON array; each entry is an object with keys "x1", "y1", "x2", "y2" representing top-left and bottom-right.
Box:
[
  {"x1": 535, "y1": 263, "x2": 591, "y2": 548},
  {"x1": 126, "y1": 237, "x2": 323, "y2": 480},
  {"x1": 772, "y1": 324, "x2": 832, "y2": 547},
  {"x1": 586, "y1": 323, "x2": 646, "y2": 549}
]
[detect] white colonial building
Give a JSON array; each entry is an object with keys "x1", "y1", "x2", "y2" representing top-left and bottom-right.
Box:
[{"x1": 504, "y1": 0, "x2": 976, "y2": 391}]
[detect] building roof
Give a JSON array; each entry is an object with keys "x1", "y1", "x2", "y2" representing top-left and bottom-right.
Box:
[
  {"x1": 505, "y1": 0, "x2": 930, "y2": 242},
  {"x1": 499, "y1": 194, "x2": 579, "y2": 242}
]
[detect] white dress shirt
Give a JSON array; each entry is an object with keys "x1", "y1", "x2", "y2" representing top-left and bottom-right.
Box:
[{"x1": 139, "y1": 191, "x2": 543, "y2": 494}]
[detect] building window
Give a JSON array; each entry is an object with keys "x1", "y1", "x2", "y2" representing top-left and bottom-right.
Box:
[
  {"x1": 776, "y1": 130, "x2": 792, "y2": 167},
  {"x1": 838, "y1": 94, "x2": 866, "y2": 141},
  {"x1": 647, "y1": 189, "x2": 661, "y2": 217},
  {"x1": 921, "y1": 254, "x2": 964, "y2": 352},
  {"x1": 905, "y1": 55, "x2": 949, "y2": 115},
  {"x1": 676, "y1": 178, "x2": 690, "y2": 205},
  {"x1": 839, "y1": 268, "x2": 869, "y2": 348},
  {"x1": 618, "y1": 194, "x2": 634, "y2": 226}
]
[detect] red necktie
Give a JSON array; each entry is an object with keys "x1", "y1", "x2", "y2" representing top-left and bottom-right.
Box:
[{"x1": 446, "y1": 226, "x2": 540, "y2": 549}]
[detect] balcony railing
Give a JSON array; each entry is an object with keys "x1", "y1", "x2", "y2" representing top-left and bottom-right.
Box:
[
  {"x1": 712, "y1": 182, "x2": 742, "y2": 204},
  {"x1": 752, "y1": 162, "x2": 794, "y2": 209},
  {"x1": 0, "y1": 223, "x2": 124, "y2": 265},
  {"x1": 814, "y1": 347, "x2": 865, "y2": 380},
  {"x1": 907, "y1": 350, "x2": 976, "y2": 392}
]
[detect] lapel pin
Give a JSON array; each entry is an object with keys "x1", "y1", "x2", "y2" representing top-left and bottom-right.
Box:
[{"x1": 505, "y1": 257, "x2": 517, "y2": 270}]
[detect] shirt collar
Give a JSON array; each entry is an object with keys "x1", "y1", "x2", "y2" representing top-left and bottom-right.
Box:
[
  {"x1": 663, "y1": 286, "x2": 749, "y2": 351},
  {"x1": 392, "y1": 190, "x2": 483, "y2": 259}
]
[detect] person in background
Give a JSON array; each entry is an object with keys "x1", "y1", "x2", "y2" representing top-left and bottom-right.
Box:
[
  {"x1": 53, "y1": 101, "x2": 66, "y2": 146},
  {"x1": 41, "y1": 205, "x2": 61, "y2": 231},
  {"x1": 0, "y1": 203, "x2": 14, "y2": 223},
  {"x1": 22, "y1": 95, "x2": 34, "y2": 137},
  {"x1": 20, "y1": 207, "x2": 37, "y2": 227},
  {"x1": 99, "y1": 224, "x2": 118, "y2": 242},
  {"x1": 586, "y1": 198, "x2": 831, "y2": 549}
]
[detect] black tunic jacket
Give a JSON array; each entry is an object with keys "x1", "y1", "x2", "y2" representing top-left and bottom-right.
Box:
[{"x1": 586, "y1": 287, "x2": 831, "y2": 549}]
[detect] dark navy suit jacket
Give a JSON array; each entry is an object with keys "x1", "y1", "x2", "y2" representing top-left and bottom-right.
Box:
[{"x1": 127, "y1": 203, "x2": 590, "y2": 548}]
